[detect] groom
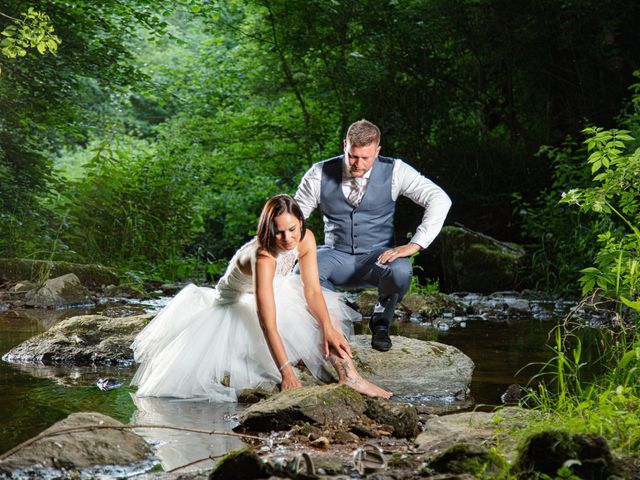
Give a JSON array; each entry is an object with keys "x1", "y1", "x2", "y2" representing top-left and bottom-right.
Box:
[{"x1": 294, "y1": 119, "x2": 451, "y2": 351}]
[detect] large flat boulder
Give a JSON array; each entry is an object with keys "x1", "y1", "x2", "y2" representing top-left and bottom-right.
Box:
[
  {"x1": 0, "y1": 258, "x2": 118, "y2": 288},
  {"x1": 2, "y1": 313, "x2": 153, "y2": 365},
  {"x1": 0, "y1": 412, "x2": 151, "y2": 471},
  {"x1": 351, "y1": 334, "x2": 473, "y2": 398},
  {"x1": 436, "y1": 225, "x2": 526, "y2": 293}
]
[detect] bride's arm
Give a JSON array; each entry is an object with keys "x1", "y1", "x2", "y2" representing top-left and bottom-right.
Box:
[
  {"x1": 254, "y1": 250, "x2": 301, "y2": 390},
  {"x1": 298, "y1": 230, "x2": 352, "y2": 359}
]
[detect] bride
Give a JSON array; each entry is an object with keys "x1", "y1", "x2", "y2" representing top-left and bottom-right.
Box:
[{"x1": 131, "y1": 194, "x2": 392, "y2": 401}]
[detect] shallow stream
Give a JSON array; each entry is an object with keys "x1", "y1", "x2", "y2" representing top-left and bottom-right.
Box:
[{"x1": 0, "y1": 292, "x2": 596, "y2": 473}]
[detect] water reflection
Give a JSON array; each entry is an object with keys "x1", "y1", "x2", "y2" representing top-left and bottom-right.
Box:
[
  {"x1": 130, "y1": 395, "x2": 245, "y2": 472},
  {"x1": 6, "y1": 362, "x2": 133, "y2": 388}
]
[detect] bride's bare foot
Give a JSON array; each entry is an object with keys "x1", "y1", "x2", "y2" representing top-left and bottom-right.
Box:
[
  {"x1": 340, "y1": 375, "x2": 392, "y2": 399},
  {"x1": 329, "y1": 353, "x2": 392, "y2": 399}
]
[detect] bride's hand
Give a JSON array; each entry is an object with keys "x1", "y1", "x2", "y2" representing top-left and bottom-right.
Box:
[
  {"x1": 280, "y1": 368, "x2": 302, "y2": 390},
  {"x1": 323, "y1": 326, "x2": 352, "y2": 359}
]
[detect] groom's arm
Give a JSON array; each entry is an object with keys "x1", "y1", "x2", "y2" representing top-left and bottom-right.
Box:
[
  {"x1": 394, "y1": 160, "x2": 452, "y2": 250},
  {"x1": 294, "y1": 163, "x2": 322, "y2": 219}
]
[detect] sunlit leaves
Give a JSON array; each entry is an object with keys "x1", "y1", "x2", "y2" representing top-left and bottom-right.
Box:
[
  {"x1": 0, "y1": 7, "x2": 60, "y2": 75},
  {"x1": 0, "y1": 8, "x2": 61, "y2": 59}
]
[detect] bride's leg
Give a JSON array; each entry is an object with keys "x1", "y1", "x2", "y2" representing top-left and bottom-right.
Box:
[{"x1": 327, "y1": 351, "x2": 392, "y2": 399}]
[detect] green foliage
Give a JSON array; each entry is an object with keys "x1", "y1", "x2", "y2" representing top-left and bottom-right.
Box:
[
  {"x1": 559, "y1": 125, "x2": 640, "y2": 299},
  {"x1": 0, "y1": 0, "x2": 170, "y2": 260},
  {"x1": 514, "y1": 140, "x2": 604, "y2": 293},
  {"x1": 518, "y1": 73, "x2": 640, "y2": 296},
  {"x1": 52, "y1": 135, "x2": 206, "y2": 266},
  {"x1": 523, "y1": 318, "x2": 640, "y2": 454},
  {"x1": 0, "y1": 8, "x2": 60, "y2": 63},
  {"x1": 5, "y1": 0, "x2": 640, "y2": 286},
  {"x1": 408, "y1": 254, "x2": 440, "y2": 295},
  {"x1": 519, "y1": 74, "x2": 640, "y2": 460}
]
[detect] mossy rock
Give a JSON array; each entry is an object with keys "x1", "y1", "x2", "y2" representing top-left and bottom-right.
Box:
[
  {"x1": 514, "y1": 430, "x2": 618, "y2": 479},
  {"x1": 436, "y1": 226, "x2": 526, "y2": 293},
  {"x1": 352, "y1": 289, "x2": 379, "y2": 317},
  {"x1": 427, "y1": 443, "x2": 505, "y2": 476},
  {"x1": 0, "y1": 258, "x2": 118, "y2": 288},
  {"x1": 209, "y1": 448, "x2": 269, "y2": 480},
  {"x1": 400, "y1": 292, "x2": 465, "y2": 318},
  {"x1": 235, "y1": 384, "x2": 367, "y2": 432}
]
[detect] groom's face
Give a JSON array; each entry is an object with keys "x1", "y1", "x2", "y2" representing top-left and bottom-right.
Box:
[{"x1": 344, "y1": 140, "x2": 380, "y2": 177}]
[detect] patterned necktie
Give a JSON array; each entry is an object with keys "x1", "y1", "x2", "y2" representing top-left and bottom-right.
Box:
[{"x1": 348, "y1": 176, "x2": 366, "y2": 207}]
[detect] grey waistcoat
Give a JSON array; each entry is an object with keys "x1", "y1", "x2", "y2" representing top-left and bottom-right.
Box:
[{"x1": 320, "y1": 155, "x2": 396, "y2": 254}]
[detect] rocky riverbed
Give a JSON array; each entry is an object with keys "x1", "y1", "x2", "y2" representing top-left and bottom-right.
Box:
[{"x1": 0, "y1": 260, "x2": 630, "y2": 479}]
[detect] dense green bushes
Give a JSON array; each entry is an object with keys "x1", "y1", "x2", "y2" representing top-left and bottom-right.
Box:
[
  {"x1": 518, "y1": 72, "x2": 640, "y2": 297},
  {"x1": 518, "y1": 73, "x2": 640, "y2": 469}
]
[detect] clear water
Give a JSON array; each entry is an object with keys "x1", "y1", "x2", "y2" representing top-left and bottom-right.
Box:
[{"x1": 0, "y1": 297, "x2": 561, "y2": 472}]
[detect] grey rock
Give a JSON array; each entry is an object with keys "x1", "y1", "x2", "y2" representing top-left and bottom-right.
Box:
[
  {"x1": 0, "y1": 411, "x2": 151, "y2": 470},
  {"x1": 235, "y1": 384, "x2": 421, "y2": 439},
  {"x1": 352, "y1": 289, "x2": 379, "y2": 317},
  {"x1": 2, "y1": 312, "x2": 153, "y2": 365},
  {"x1": 416, "y1": 408, "x2": 537, "y2": 464},
  {"x1": 436, "y1": 225, "x2": 527, "y2": 294},
  {"x1": 103, "y1": 283, "x2": 144, "y2": 298},
  {"x1": 25, "y1": 273, "x2": 93, "y2": 308},
  {"x1": 351, "y1": 335, "x2": 473, "y2": 398}
]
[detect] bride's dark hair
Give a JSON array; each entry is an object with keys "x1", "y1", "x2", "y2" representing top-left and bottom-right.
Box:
[{"x1": 257, "y1": 194, "x2": 306, "y2": 255}]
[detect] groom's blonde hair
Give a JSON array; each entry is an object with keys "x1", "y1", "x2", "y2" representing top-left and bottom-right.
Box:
[{"x1": 346, "y1": 119, "x2": 380, "y2": 147}]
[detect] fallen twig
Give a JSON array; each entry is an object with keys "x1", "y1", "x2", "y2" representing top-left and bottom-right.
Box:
[{"x1": 166, "y1": 453, "x2": 227, "y2": 473}]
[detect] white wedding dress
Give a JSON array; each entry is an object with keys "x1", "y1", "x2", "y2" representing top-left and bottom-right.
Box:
[{"x1": 131, "y1": 238, "x2": 360, "y2": 402}]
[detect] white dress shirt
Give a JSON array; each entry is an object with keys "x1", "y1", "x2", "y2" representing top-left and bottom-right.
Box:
[{"x1": 294, "y1": 156, "x2": 452, "y2": 249}]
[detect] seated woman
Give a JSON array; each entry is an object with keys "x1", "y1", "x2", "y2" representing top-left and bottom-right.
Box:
[{"x1": 131, "y1": 194, "x2": 391, "y2": 401}]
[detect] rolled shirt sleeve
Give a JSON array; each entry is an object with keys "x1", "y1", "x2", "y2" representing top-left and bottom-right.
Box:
[{"x1": 392, "y1": 159, "x2": 452, "y2": 250}]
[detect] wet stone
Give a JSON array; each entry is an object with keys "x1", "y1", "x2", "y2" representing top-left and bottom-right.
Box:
[{"x1": 0, "y1": 412, "x2": 152, "y2": 471}]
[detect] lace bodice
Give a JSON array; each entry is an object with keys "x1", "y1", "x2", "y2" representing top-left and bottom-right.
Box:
[{"x1": 215, "y1": 238, "x2": 298, "y2": 303}]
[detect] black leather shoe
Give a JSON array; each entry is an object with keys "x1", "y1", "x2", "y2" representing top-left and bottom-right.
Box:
[{"x1": 371, "y1": 328, "x2": 392, "y2": 352}]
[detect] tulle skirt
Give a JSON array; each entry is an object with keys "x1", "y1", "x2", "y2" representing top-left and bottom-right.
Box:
[{"x1": 131, "y1": 275, "x2": 360, "y2": 402}]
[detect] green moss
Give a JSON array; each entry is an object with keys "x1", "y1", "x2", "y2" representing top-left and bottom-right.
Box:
[{"x1": 428, "y1": 443, "x2": 505, "y2": 476}]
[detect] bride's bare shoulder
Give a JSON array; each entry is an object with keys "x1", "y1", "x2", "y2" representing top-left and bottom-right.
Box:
[{"x1": 298, "y1": 228, "x2": 316, "y2": 254}]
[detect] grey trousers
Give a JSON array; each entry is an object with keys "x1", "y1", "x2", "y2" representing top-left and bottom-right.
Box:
[{"x1": 313, "y1": 246, "x2": 412, "y2": 327}]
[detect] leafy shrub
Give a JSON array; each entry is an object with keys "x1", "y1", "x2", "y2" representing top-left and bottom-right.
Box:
[{"x1": 54, "y1": 135, "x2": 206, "y2": 267}]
